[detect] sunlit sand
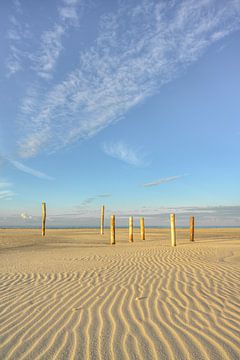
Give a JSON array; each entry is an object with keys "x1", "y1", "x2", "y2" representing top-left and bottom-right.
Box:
[{"x1": 0, "y1": 228, "x2": 239, "y2": 359}]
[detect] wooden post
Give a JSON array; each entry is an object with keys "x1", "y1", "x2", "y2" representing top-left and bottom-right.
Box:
[
  {"x1": 129, "y1": 216, "x2": 133, "y2": 242},
  {"x1": 140, "y1": 217, "x2": 145, "y2": 240},
  {"x1": 100, "y1": 205, "x2": 105, "y2": 235},
  {"x1": 170, "y1": 213, "x2": 176, "y2": 247},
  {"x1": 42, "y1": 202, "x2": 46, "y2": 237},
  {"x1": 190, "y1": 216, "x2": 194, "y2": 242},
  {"x1": 110, "y1": 215, "x2": 115, "y2": 245}
]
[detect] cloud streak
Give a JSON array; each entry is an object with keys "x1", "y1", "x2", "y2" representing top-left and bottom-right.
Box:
[
  {"x1": 143, "y1": 175, "x2": 188, "y2": 187},
  {"x1": 0, "y1": 179, "x2": 14, "y2": 200},
  {"x1": 0, "y1": 190, "x2": 14, "y2": 200},
  {"x1": 9, "y1": 159, "x2": 54, "y2": 180},
  {"x1": 79, "y1": 193, "x2": 112, "y2": 207}
]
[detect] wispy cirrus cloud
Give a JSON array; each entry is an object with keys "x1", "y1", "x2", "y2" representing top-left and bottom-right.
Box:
[
  {"x1": 31, "y1": 0, "x2": 84, "y2": 79},
  {"x1": 9, "y1": 159, "x2": 54, "y2": 180},
  {"x1": 0, "y1": 179, "x2": 14, "y2": 200},
  {"x1": 9, "y1": 0, "x2": 240, "y2": 158},
  {"x1": 0, "y1": 152, "x2": 53, "y2": 180},
  {"x1": 32, "y1": 25, "x2": 66, "y2": 79},
  {"x1": 6, "y1": 0, "x2": 84, "y2": 79},
  {"x1": 6, "y1": 11, "x2": 31, "y2": 76},
  {"x1": 143, "y1": 175, "x2": 188, "y2": 188},
  {"x1": 0, "y1": 181, "x2": 12, "y2": 189},
  {"x1": 0, "y1": 190, "x2": 14, "y2": 200},
  {"x1": 81, "y1": 197, "x2": 96, "y2": 206},
  {"x1": 102, "y1": 141, "x2": 146, "y2": 167}
]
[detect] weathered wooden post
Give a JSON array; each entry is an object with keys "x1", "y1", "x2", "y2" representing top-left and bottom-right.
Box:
[
  {"x1": 129, "y1": 216, "x2": 133, "y2": 242},
  {"x1": 42, "y1": 202, "x2": 46, "y2": 237},
  {"x1": 170, "y1": 213, "x2": 176, "y2": 247},
  {"x1": 190, "y1": 216, "x2": 194, "y2": 242},
  {"x1": 100, "y1": 205, "x2": 105, "y2": 235},
  {"x1": 140, "y1": 217, "x2": 145, "y2": 240},
  {"x1": 110, "y1": 215, "x2": 115, "y2": 245}
]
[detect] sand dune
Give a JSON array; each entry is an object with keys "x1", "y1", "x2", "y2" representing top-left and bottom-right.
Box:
[{"x1": 0, "y1": 228, "x2": 239, "y2": 359}]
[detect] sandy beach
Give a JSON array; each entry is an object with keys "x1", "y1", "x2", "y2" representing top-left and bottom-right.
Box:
[{"x1": 0, "y1": 228, "x2": 239, "y2": 360}]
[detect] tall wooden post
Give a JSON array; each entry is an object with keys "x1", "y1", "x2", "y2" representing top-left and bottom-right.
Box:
[
  {"x1": 100, "y1": 205, "x2": 105, "y2": 235},
  {"x1": 140, "y1": 217, "x2": 145, "y2": 240},
  {"x1": 170, "y1": 213, "x2": 176, "y2": 247},
  {"x1": 42, "y1": 202, "x2": 46, "y2": 237},
  {"x1": 129, "y1": 216, "x2": 133, "y2": 242},
  {"x1": 110, "y1": 215, "x2": 115, "y2": 245},
  {"x1": 190, "y1": 216, "x2": 194, "y2": 242}
]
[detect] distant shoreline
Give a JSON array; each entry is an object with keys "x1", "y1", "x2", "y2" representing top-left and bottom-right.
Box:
[{"x1": 1, "y1": 226, "x2": 240, "y2": 229}]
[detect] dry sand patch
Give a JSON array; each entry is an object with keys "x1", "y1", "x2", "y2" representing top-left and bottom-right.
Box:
[{"x1": 0, "y1": 228, "x2": 239, "y2": 359}]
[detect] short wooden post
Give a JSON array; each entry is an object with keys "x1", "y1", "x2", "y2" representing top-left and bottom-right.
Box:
[
  {"x1": 190, "y1": 216, "x2": 194, "y2": 242},
  {"x1": 42, "y1": 202, "x2": 46, "y2": 237},
  {"x1": 129, "y1": 216, "x2": 133, "y2": 242},
  {"x1": 170, "y1": 213, "x2": 176, "y2": 247},
  {"x1": 110, "y1": 215, "x2": 115, "y2": 245},
  {"x1": 100, "y1": 205, "x2": 105, "y2": 235},
  {"x1": 140, "y1": 217, "x2": 145, "y2": 240}
]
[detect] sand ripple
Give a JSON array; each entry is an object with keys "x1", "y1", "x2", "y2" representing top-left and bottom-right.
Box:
[{"x1": 0, "y1": 245, "x2": 240, "y2": 360}]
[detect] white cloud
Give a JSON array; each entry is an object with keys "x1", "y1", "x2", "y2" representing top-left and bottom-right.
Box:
[
  {"x1": 13, "y1": 0, "x2": 240, "y2": 157},
  {"x1": 9, "y1": 159, "x2": 54, "y2": 180},
  {"x1": 102, "y1": 141, "x2": 145, "y2": 167},
  {"x1": 59, "y1": 6, "x2": 78, "y2": 22},
  {"x1": 20, "y1": 212, "x2": 32, "y2": 220},
  {"x1": 143, "y1": 175, "x2": 188, "y2": 187}
]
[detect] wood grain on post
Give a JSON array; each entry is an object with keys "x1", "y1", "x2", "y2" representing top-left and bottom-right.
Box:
[
  {"x1": 42, "y1": 202, "x2": 46, "y2": 237},
  {"x1": 190, "y1": 216, "x2": 194, "y2": 242},
  {"x1": 140, "y1": 217, "x2": 145, "y2": 240},
  {"x1": 170, "y1": 213, "x2": 176, "y2": 247},
  {"x1": 100, "y1": 205, "x2": 105, "y2": 235},
  {"x1": 129, "y1": 216, "x2": 133, "y2": 242},
  {"x1": 110, "y1": 215, "x2": 115, "y2": 245}
]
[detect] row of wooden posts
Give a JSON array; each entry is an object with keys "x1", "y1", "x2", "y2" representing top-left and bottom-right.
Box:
[
  {"x1": 101, "y1": 206, "x2": 194, "y2": 246},
  {"x1": 41, "y1": 203, "x2": 195, "y2": 246}
]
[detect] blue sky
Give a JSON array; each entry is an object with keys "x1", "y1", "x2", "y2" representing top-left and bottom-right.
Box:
[{"x1": 0, "y1": 0, "x2": 240, "y2": 227}]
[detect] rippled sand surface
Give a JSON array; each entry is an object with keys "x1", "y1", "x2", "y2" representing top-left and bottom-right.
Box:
[{"x1": 0, "y1": 228, "x2": 239, "y2": 360}]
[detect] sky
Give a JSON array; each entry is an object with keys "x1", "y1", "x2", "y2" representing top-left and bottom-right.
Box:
[{"x1": 0, "y1": 0, "x2": 240, "y2": 227}]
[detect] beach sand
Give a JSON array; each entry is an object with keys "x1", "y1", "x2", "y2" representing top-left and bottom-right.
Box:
[{"x1": 0, "y1": 228, "x2": 239, "y2": 359}]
